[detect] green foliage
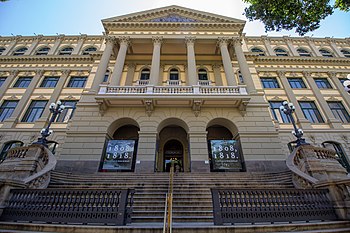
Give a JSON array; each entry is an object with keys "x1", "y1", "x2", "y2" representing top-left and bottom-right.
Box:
[
  {"x1": 243, "y1": 0, "x2": 335, "y2": 35},
  {"x1": 335, "y1": 0, "x2": 350, "y2": 11}
]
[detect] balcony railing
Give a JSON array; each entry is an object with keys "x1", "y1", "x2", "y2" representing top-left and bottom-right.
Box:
[
  {"x1": 198, "y1": 80, "x2": 212, "y2": 86},
  {"x1": 166, "y1": 80, "x2": 181, "y2": 86},
  {"x1": 136, "y1": 80, "x2": 150, "y2": 85},
  {"x1": 98, "y1": 85, "x2": 247, "y2": 95}
]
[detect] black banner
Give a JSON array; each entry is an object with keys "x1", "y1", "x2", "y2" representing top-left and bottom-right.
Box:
[{"x1": 208, "y1": 140, "x2": 243, "y2": 171}]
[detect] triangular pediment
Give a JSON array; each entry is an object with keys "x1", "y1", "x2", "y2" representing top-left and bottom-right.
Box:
[{"x1": 102, "y1": 5, "x2": 245, "y2": 24}]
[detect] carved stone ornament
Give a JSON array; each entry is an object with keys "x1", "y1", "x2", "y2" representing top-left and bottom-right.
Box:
[
  {"x1": 144, "y1": 99, "x2": 154, "y2": 117},
  {"x1": 105, "y1": 36, "x2": 116, "y2": 45},
  {"x1": 64, "y1": 95, "x2": 75, "y2": 100},
  {"x1": 212, "y1": 64, "x2": 222, "y2": 70},
  {"x1": 277, "y1": 70, "x2": 286, "y2": 77},
  {"x1": 302, "y1": 71, "x2": 312, "y2": 78},
  {"x1": 185, "y1": 36, "x2": 196, "y2": 45},
  {"x1": 96, "y1": 99, "x2": 107, "y2": 116},
  {"x1": 8, "y1": 95, "x2": 18, "y2": 100},
  {"x1": 238, "y1": 99, "x2": 249, "y2": 116},
  {"x1": 119, "y1": 36, "x2": 130, "y2": 46},
  {"x1": 217, "y1": 37, "x2": 230, "y2": 47},
  {"x1": 35, "y1": 69, "x2": 44, "y2": 77},
  {"x1": 149, "y1": 14, "x2": 198, "y2": 22},
  {"x1": 192, "y1": 100, "x2": 202, "y2": 117},
  {"x1": 61, "y1": 69, "x2": 71, "y2": 76},
  {"x1": 271, "y1": 96, "x2": 283, "y2": 101},
  {"x1": 327, "y1": 96, "x2": 339, "y2": 101},
  {"x1": 56, "y1": 34, "x2": 65, "y2": 40},
  {"x1": 127, "y1": 63, "x2": 136, "y2": 69},
  {"x1": 327, "y1": 71, "x2": 337, "y2": 78},
  {"x1": 232, "y1": 37, "x2": 242, "y2": 46},
  {"x1": 35, "y1": 95, "x2": 46, "y2": 100},
  {"x1": 152, "y1": 36, "x2": 163, "y2": 45},
  {"x1": 299, "y1": 96, "x2": 311, "y2": 101}
]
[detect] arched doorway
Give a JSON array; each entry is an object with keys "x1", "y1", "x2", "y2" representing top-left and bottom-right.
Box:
[
  {"x1": 322, "y1": 141, "x2": 350, "y2": 173},
  {"x1": 206, "y1": 119, "x2": 245, "y2": 172},
  {"x1": 163, "y1": 139, "x2": 183, "y2": 172}
]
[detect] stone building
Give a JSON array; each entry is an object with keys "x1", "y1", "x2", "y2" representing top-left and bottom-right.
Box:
[{"x1": 0, "y1": 5, "x2": 349, "y2": 175}]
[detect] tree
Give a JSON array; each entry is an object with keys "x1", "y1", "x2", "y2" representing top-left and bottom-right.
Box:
[{"x1": 243, "y1": 0, "x2": 349, "y2": 36}]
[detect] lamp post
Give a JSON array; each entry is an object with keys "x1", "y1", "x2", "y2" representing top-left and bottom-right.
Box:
[
  {"x1": 343, "y1": 74, "x2": 350, "y2": 94},
  {"x1": 279, "y1": 101, "x2": 308, "y2": 147},
  {"x1": 34, "y1": 101, "x2": 65, "y2": 147}
]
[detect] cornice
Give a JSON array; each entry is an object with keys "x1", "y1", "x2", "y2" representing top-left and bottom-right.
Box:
[
  {"x1": 252, "y1": 56, "x2": 350, "y2": 64},
  {"x1": 0, "y1": 55, "x2": 95, "y2": 63}
]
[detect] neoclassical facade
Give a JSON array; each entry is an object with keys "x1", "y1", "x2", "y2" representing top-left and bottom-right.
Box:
[{"x1": 0, "y1": 5, "x2": 349, "y2": 173}]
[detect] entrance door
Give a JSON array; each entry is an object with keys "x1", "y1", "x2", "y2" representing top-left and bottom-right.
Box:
[{"x1": 163, "y1": 139, "x2": 183, "y2": 172}]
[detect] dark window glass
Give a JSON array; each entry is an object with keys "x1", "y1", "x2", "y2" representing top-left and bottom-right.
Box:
[
  {"x1": 269, "y1": 101, "x2": 290, "y2": 123},
  {"x1": 251, "y1": 47, "x2": 265, "y2": 56},
  {"x1": 0, "y1": 140, "x2": 23, "y2": 161},
  {"x1": 0, "y1": 77, "x2": 6, "y2": 87},
  {"x1": 198, "y1": 69, "x2": 208, "y2": 80},
  {"x1": 103, "y1": 70, "x2": 110, "y2": 82},
  {"x1": 0, "y1": 100, "x2": 18, "y2": 122},
  {"x1": 297, "y1": 48, "x2": 311, "y2": 57},
  {"x1": 55, "y1": 100, "x2": 77, "y2": 122},
  {"x1": 288, "y1": 78, "x2": 306, "y2": 88},
  {"x1": 140, "y1": 68, "x2": 150, "y2": 80},
  {"x1": 274, "y1": 48, "x2": 288, "y2": 56},
  {"x1": 328, "y1": 101, "x2": 350, "y2": 123},
  {"x1": 299, "y1": 101, "x2": 324, "y2": 123},
  {"x1": 82, "y1": 47, "x2": 97, "y2": 55},
  {"x1": 339, "y1": 78, "x2": 347, "y2": 85},
  {"x1": 36, "y1": 47, "x2": 50, "y2": 55},
  {"x1": 59, "y1": 47, "x2": 73, "y2": 55},
  {"x1": 341, "y1": 49, "x2": 350, "y2": 58},
  {"x1": 13, "y1": 47, "x2": 27, "y2": 56},
  {"x1": 22, "y1": 100, "x2": 47, "y2": 122},
  {"x1": 13, "y1": 77, "x2": 32, "y2": 88},
  {"x1": 314, "y1": 78, "x2": 332, "y2": 89},
  {"x1": 319, "y1": 49, "x2": 333, "y2": 57},
  {"x1": 67, "y1": 76, "x2": 87, "y2": 88},
  {"x1": 237, "y1": 70, "x2": 244, "y2": 83},
  {"x1": 261, "y1": 77, "x2": 280, "y2": 88},
  {"x1": 169, "y1": 69, "x2": 179, "y2": 80},
  {"x1": 40, "y1": 76, "x2": 59, "y2": 88},
  {"x1": 0, "y1": 47, "x2": 6, "y2": 55}
]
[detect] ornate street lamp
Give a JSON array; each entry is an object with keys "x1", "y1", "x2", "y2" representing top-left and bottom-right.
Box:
[
  {"x1": 34, "y1": 101, "x2": 65, "y2": 147},
  {"x1": 279, "y1": 101, "x2": 308, "y2": 147},
  {"x1": 343, "y1": 74, "x2": 350, "y2": 94}
]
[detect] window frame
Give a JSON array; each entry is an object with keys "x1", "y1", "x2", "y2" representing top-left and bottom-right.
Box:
[
  {"x1": 82, "y1": 47, "x2": 97, "y2": 55},
  {"x1": 13, "y1": 47, "x2": 28, "y2": 56},
  {"x1": 297, "y1": 48, "x2": 311, "y2": 57},
  {"x1": 35, "y1": 47, "x2": 50, "y2": 56},
  {"x1": 319, "y1": 49, "x2": 334, "y2": 57},
  {"x1": 40, "y1": 76, "x2": 59, "y2": 88},
  {"x1": 21, "y1": 100, "x2": 48, "y2": 123},
  {"x1": 0, "y1": 77, "x2": 6, "y2": 87},
  {"x1": 327, "y1": 101, "x2": 350, "y2": 123},
  {"x1": 341, "y1": 49, "x2": 350, "y2": 58},
  {"x1": 0, "y1": 100, "x2": 18, "y2": 122},
  {"x1": 251, "y1": 47, "x2": 265, "y2": 56},
  {"x1": 55, "y1": 100, "x2": 78, "y2": 123},
  {"x1": 58, "y1": 47, "x2": 74, "y2": 55},
  {"x1": 314, "y1": 78, "x2": 332, "y2": 89},
  {"x1": 140, "y1": 68, "x2": 150, "y2": 80},
  {"x1": 0, "y1": 47, "x2": 6, "y2": 55},
  {"x1": 274, "y1": 48, "x2": 289, "y2": 56},
  {"x1": 198, "y1": 68, "x2": 208, "y2": 81},
  {"x1": 169, "y1": 68, "x2": 179, "y2": 81},
  {"x1": 269, "y1": 101, "x2": 291, "y2": 123},
  {"x1": 299, "y1": 101, "x2": 324, "y2": 123},
  {"x1": 0, "y1": 140, "x2": 24, "y2": 162},
  {"x1": 67, "y1": 76, "x2": 87, "y2": 88},
  {"x1": 13, "y1": 77, "x2": 32, "y2": 88},
  {"x1": 260, "y1": 77, "x2": 280, "y2": 88},
  {"x1": 287, "y1": 78, "x2": 307, "y2": 89}
]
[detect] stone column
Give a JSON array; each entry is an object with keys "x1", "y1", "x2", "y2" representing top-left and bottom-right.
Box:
[
  {"x1": 3, "y1": 70, "x2": 44, "y2": 128},
  {"x1": 212, "y1": 64, "x2": 223, "y2": 86},
  {"x1": 326, "y1": 38, "x2": 344, "y2": 57},
  {"x1": 90, "y1": 36, "x2": 115, "y2": 91},
  {"x1": 232, "y1": 37, "x2": 256, "y2": 93},
  {"x1": 185, "y1": 37, "x2": 197, "y2": 86},
  {"x1": 328, "y1": 72, "x2": 350, "y2": 109},
  {"x1": 149, "y1": 36, "x2": 163, "y2": 85},
  {"x1": 48, "y1": 34, "x2": 65, "y2": 55},
  {"x1": 218, "y1": 37, "x2": 236, "y2": 86},
  {"x1": 2, "y1": 36, "x2": 21, "y2": 56},
  {"x1": 125, "y1": 63, "x2": 136, "y2": 86},
  {"x1": 135, "y1": 131, "x2": 157, "y2": 173},
  {"x1": 305, "y1": 37, "x2": 322, "y2": 57},
  {"x1": 303, "y1": 72, "x2": 342, "y2": 128},
  {"x1": 189, "y1": 131, "x2": 210, "y2": 173},
  {"x1": 35, "y1": 70, "x2": 71, "y2": 128},
  {"x1": 261, "y1": 36, "x2": 275, "y2": 56},
  {"x1": 283, "y1": 36, "x2": 299, "y2": 56},
  {"x1": 110, "y1": 36, "x2": 130, "y2": 86},
  {"x1": 25, "y1": 35, "x2": 43, "y2": 55},
  {"x1": 72, "y1": 34, "x2": 87, "y2": 55},
  {"x1": 278, "y1": 71, "x2": 311, "y2": 129},
  {"x1": 0, "y1": 70, "x2": 19, "y2": 100}
]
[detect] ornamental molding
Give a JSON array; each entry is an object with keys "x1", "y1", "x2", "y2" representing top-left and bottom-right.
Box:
[
  {"x1": 327, "y1": 96, "x2": 339, "y2": 101},
  {"x1": 299, "y1": 96, "x2": 312, "y2": 101},
  {"x1": 217, "y1": 37, "x2": 230, "y2": 47},
  {"x1": 192, "y1": 100, "x2": 202, "y2": 117},
  {"x1": 185, "y1": 36, "x2": 196, "y2": 45},
  {"x1": 144, "y1": 99, "x2": 154, "y2": 117},
  {"x1": 149, "y1": 14, "x2": 199, "y2": 23},
  {"x1": 0, "y1": 55, "x2": 95, "y2": 63},
  {"x1": 119, "y1": 36, "x2": 130, "y2": 46},
  {"x1": 255, "y1": 56, "x2": 350, "y2": 65},
  {"x1": 152, "y1": 36, "x2": 163, "y2": 45},
  {"x1": 271, "y1": 96, "x2": 284, "y2": 101}
]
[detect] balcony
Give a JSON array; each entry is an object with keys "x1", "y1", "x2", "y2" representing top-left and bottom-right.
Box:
[{"x1": 96, "y1": 84, "x2": 250, "y2": 116}]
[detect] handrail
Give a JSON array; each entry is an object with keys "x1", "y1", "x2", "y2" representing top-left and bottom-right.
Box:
[{"x1": 163, "y1": 162, "x2": 174, "y2": 233}]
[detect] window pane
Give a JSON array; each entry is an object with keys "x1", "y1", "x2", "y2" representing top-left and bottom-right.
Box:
[
  {"x1": 0, "y1": 47, "x2": 6, "y2": 55},
  {"x1": 261, "y1": 77, "x2": 280, "y2": 88},
  {"x1": 198, "y1": 69, "x2": 208, "y2": 80},
  {"x1": 299, "y1": 101, "x2": 324, "y2": 123},
  {"x1": 55, "y1": 100, "x2": 77, "y2": 122},
  {"x1": 36, "y1": 47, "x2": 50, "y2": 55},
  {"x1": 22, "y1": 100, "x2": 47, "y2": 122},
  {"x1": 0, "y1": 77, "x2": 6, "y2": 87},
  {"x1": 13, "y1": 77, "x2": 32, "y2": 88},
  {"x1": 67, "y1": 76, "x2": 87, "y2": 88},
  {"x1": 328, "y1": 101, "x2": 350, "y2": 123},
  {"x1": 40, "y1": 76, "x2": 59, "y2": 88},
  {"x1": 0, "y1": 100, "x2": 18, "y2": 122},
  {"x1": 13, "y1": 47, "x2": 27, "y2": 56},
  {"x1": 269, "y1": 101, "x2": 290, "y2": 123},
  {"x1": 82, "y1": 47, "x2": 97, "y2": 55},
  {"x1": 288, "y1": 78, "x2": 306, "y2": 88},
  {"x1": 140, "y1": 69, "x2": 150, "y2": 80},
  {"x1": 314, "y1": 78, "x2": 332, "y2": 89}
]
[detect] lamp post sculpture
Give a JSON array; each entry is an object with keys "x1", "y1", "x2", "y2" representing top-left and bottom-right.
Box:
[
  {"x1": 279, "y1": 101, "x2": 308, "y2": 147},
  {"x1": 34, "y1": 101, "x2": 65, "y2": 147},
  {"x1": 343, "y1": 74, "x2": 350, "y2": 94}
]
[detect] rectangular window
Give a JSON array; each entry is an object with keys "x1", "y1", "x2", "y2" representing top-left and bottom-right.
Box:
[
  {"x1": 288, "y1": 78, "x2": 306, "y2": 89},
  {"x1": 55, "y1": 100, "x2": 77, "y2": 122},
  {"x1": 13, "y1": 77, "x2": 32, "y2": 88},
  {"x1": 67, "y1": 76, "x2": 87, "y2": 88},
  {"x1": 40, "y1": 76, "x2": 59, "y2": 88},
  {"x1": 22, "y1": 100, "x2": 47, "y2": 122},
  {"x1": 260, "y1": 77, "x2": 280, "y2": 88},
  {"x1": 299, "y1": 101, "x2": 324, "y2": 123},
  {"x1": 339, "y1": 78, "x2": 347, "y2": 85},
  {"x1": 0, "y1": 100, "x2": 18, "y2": 122},
  {"x1": 314, "y1": 78, "x2": 332, "y2": 89},
  {"x1": 0, "y1": 77, "x2": 6, "y2": 87},
  {"x1": 269, "y1": 101, "x2": 290, "y2": 123},
  {"x1": 328, "y1": 101, "x2": 350, "y2": 123}
]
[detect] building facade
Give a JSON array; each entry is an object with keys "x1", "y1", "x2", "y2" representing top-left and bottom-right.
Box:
[{"x1": 0, "y1": 5, "x2": 349, "y2": 174}]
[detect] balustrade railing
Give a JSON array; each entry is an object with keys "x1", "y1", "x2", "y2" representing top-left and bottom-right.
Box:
[
  {"x1": 211, "y1": 188, "x2": 337, "y2": 225},
  {"x1": 136, "y1": 80, "x2": 150, "y2": 86},
  {"x1": 198, "y1": 80, "x2": 211, "y2": 86},
  {"x1": 166, "y1": 80, "x2": 181, "y2": 86}
]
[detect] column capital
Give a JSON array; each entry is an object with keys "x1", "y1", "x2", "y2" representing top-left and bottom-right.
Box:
[
  {"x1": 302, "y1": 71, "x2": 312, "y2": 78},
  {"x1": 231, "y1": 36, "x2": 242, "y2": 46},
  {"x1": 327, "y1": 71, "x2": 337, "y2": 78},
  {"x1": 127, "y1": 63, "x2": 136, "y2": 69},
  {"x1": 35, "y1": 69, "x2": 44, "y2": 77},
  {"x1": 119, "y1": 36, "x2": 130, "y2": 46},
  {"x1": 61, "y1": 69, "x2": 71, "y2": 76},
  {"x1": 152, "y1": 36, "x2": 163, "y2": 45},
  {"x1": 105, "y1": 36, "x2": 116, "y2": 45},
  {"x1": 277, "y1": 70, "x2": 286, "y2": 77},
  {"x1": 185, "y1": 36, "x2": 196, "y2": 45},
  {"x1": 212, "y1": 63, "x2": 222, "y2": 69},
  {"x1": 217, "y1": 37, "x2": 230, "y2": 47},
  {"x1": 9, "y1": 70, "x2": 19, "y2": 77}
]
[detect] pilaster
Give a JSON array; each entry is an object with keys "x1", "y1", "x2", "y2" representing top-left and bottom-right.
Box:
[
  {"x1": 2, "y1": 36, "x2": 21, "y2": 56},
  {"x1": 261, "y1": 36, "x2": 275, "y2": 56},
  {"x1": 212, "y1": 64, "x2": 223, "y2": 86},
  {"x1": 328, "y1": 72, "x2": 350, "y2": 110},
  {"x1": 188, "y1": 131, "x2": 210, "y2": 173},
  {"x1": 283, "y1": 36, "x2": 299, "y2": 56},
  {"x1": 326, "y1": 38, "x2": 344, "y2": 57},
  {"x1": 305, "y1": 37, "x2": 322, "y2": 57},
  {"x1": 72, "y1": 34, "x2": 87, "y2": 55},
  {"x1": 48, "y1": 34, "x2": 65, "y2": 55},
  {"x1": 135, "y1": 131, "x2": 157, "y2": 173},
  {"x1": 125, "y1": 63, "x2": 136, "y2": 86},
  {"x1": 25, "y1": 35, "x2": 43, "y2": 55},
  {"x1": 0, "y1": 70, "x2": 19, "y2": 101},
  {"x1": 110, "y1": 36, "x2": 130, "y2": 86}
]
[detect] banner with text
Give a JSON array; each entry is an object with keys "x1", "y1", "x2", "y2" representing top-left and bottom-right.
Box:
[{"x1": 209, "y1": 140, "x2": 243, "y2": 171}]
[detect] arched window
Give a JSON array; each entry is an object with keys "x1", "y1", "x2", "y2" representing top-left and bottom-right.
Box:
[
  {"x1": 237, "y1": 70, "x2": 244, "y2": 83},
  {"x1": 103, "y1": 70, "x2": 110, "y2": 82},
  {"x1": 169, "y1": 68, "x2": 179, "y2": 80},
  {"x1": 198, "y1": 69, "x2": 208, "y2": 80},
  {"x1": 82, "y1": 47, "x2": 97, "y2": 55},
  {"x1": 322, "y1": 141, "x2": 350, "y2": 172},
  {"x1": 36, "y1": 47, "x2": 50, "y2": 56},
  {"x1": 140, "y1": 68, "x2": 150, "y2": 80},
  {"x1": 13, "y1": 47, "x2": 28, "y2": 56},
  {"x1": 297, "y1": 48, "x2": 311, "y2": 57},
  {"x1": 0, "y1": 140, "x2": 24, "y2": 162},
  {"x1": 251, "y1": 47, "x2": 265, "y2": 56},
  {"x1": 0, "y1": 47, "x2": 6, "y2": 55},
  {"x1": 59, "y1": 47, "x2": 73, "y2": 55},
  {"x1": 319, "y1": 49, "x2": 333, "y2": 57},
  {"x1": 341, "y1": 49, "x2": 350, "y2": 58},
  {"x1": 274, "y1": 48, "x2": 288, "y2": 56}
]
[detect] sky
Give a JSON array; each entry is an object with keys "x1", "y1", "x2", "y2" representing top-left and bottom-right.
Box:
[{"x1": 0, "y1": 0, "x2": 349, "y2": 38}]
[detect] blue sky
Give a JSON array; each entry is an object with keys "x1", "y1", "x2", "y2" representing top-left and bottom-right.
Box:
[{"x1": 0, "y1": 0, "x2": 349, "y2": 38}]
